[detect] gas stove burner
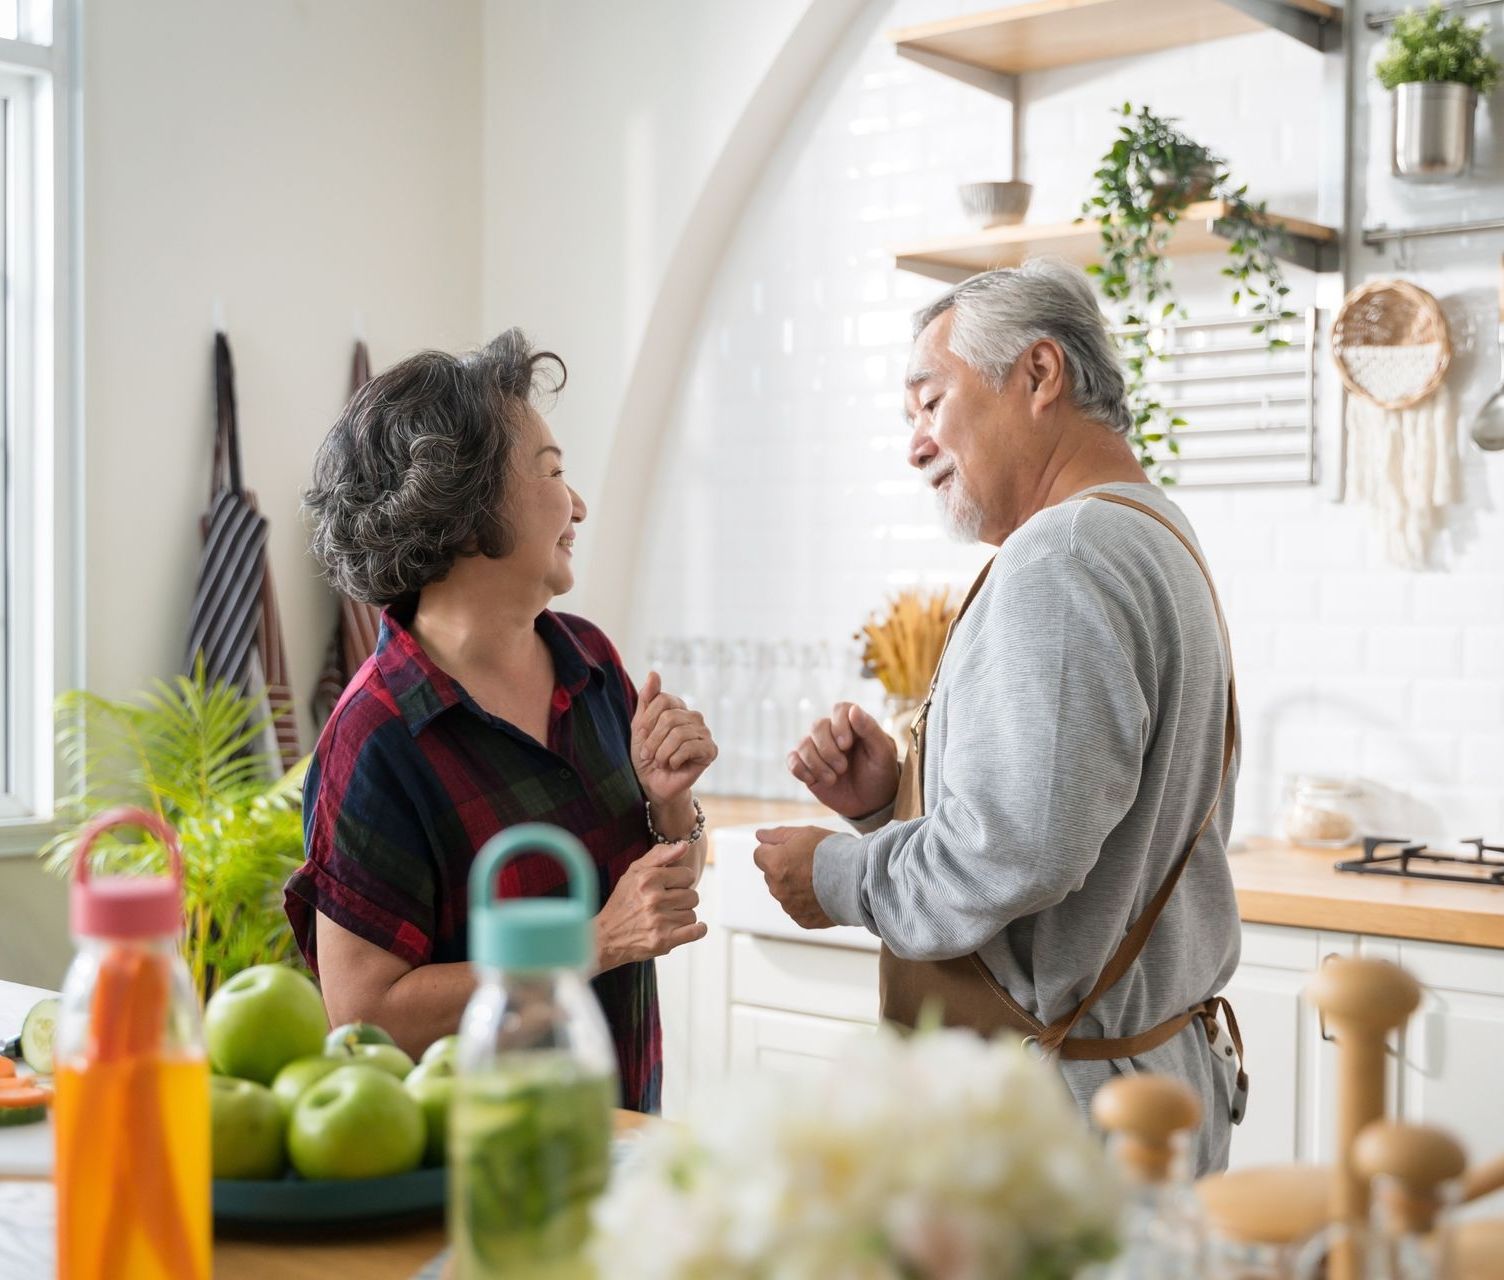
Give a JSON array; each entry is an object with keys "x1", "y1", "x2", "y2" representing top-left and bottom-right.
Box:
[{"x1": 1335, "y1": 836, "x2": 1504, "y2": 887}]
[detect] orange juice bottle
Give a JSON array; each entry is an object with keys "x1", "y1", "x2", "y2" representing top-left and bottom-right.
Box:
[{"x1": 53, "y1": 806, "x2": 211, "y2": 1280}]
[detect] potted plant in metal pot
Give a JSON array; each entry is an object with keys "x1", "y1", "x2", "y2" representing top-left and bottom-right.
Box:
[{"x1": 1377, "y1": 2, "x2": 1500, "y2": 181}]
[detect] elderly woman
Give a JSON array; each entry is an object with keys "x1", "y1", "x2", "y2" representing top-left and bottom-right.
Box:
[{"x1": 286, "y1": 330, "x2": 716, "y2": 1113}]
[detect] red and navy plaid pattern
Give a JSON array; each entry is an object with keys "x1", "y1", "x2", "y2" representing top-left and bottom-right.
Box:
[{"x1": 285, "y1": 607, "x2": 661, "y2": 1112}]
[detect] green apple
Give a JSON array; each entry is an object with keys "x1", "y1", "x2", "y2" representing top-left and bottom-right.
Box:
[
  {"x1": 420, "y1": 1034, "x2": 459, "y2": 1067},
  {"x1": 404, "y1": 1055, "x2": 456, "y2": 1166},
  {"x1": 287, "y1": 1064, "x2": 424, "y2": 1180},
  {"x1": 324, "y1": 1022, "x2": 396, "y2": 1055},
  {"x1": 270, "y1": 1055, "x2": 344, "y2": 1118},
  {"x1": 205, "y1": 965, "x2": 328, "y2": 1085},
  {"x1": 210, "y1": 1076, "x2": 286, "y2": 1180},
  {"x1": 325, "y1": 1041, "x2": 414, "y2": 1080}
]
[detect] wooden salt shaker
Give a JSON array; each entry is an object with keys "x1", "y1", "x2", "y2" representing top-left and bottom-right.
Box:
[
  {"x1": 1092, "y1": 1073, "x2": 1201, "y2": 1183},
  {"x1": 1306, "y1": 957, "x2": 1422, "y2": 1280}
]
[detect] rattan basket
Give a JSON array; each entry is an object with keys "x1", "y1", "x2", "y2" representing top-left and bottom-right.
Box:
[{"x1": 1330, "y1": 279, "x2": 1451, "y2": 411}]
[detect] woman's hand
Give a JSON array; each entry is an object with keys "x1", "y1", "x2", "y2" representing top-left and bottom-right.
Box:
[
  {"x1": 788, "y1": 702, "x2": 900, "y2": 819},
  {"x1": 595, "y1": 842, "x2": 707, "y2": 970},
  {"x1": 632, "y1": 671, "x2": 717, "y2": 807}
]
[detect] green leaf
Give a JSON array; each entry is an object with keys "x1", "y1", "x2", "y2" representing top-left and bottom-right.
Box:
[{"x1": 41, "y1": 663, "x2": 309, "y2": 999}]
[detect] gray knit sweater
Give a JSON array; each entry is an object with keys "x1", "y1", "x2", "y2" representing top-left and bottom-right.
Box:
[{"x1": 814, "y1": 482, "x2": 1242, "y2": 1174}]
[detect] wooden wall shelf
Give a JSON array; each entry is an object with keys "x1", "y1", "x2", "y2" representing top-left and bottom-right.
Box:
[
  {"x1": 887, "y1": 0, "x2": 1341, "y2": 84},
  {"x1": 890, "y1": 200, "x2": 1339, "y2": 283}
]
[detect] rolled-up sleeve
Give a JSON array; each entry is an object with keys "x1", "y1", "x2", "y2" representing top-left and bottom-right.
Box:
[
  {"x1": 813, "y1": 553, "x2": 1150, "y2": 959},
  {"x1": 284, "y1": 732, "x2": 438, "y2": 972}
]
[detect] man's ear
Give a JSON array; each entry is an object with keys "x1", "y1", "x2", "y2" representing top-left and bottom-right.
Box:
[{"x1": 1024, "y1": 339, "x2": 1067, "y2": 406}]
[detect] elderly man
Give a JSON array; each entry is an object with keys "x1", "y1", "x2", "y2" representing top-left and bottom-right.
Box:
[{"x1": 754, "y1": 259, "x2": 1244, "y2": 1173}]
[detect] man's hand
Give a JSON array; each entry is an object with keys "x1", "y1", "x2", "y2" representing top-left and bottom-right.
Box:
[
  {"x1": 596, "y1": 842, "x2": 707, "y2": 970},
  {"x1": 788, "y1": 702, "x2": 900, "y2": 819},
  {"x1": 632, "y1": 671, "x2": 717, "y2": 807},
  {"x1": 753, "y1": 826, "x2": 837, "y2": 930}
]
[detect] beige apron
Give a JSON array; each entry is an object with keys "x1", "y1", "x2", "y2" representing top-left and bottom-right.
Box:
[{"x1": 879, "y1": 492, "x2": 1245, "y2": 1097}]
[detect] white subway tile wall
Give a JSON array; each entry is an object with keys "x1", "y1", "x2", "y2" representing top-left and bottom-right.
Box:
[{"x1": 631, "y1": 0, "x2": 1504, "y2": 838}]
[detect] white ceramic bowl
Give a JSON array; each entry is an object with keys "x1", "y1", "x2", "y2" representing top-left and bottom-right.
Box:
[{"x1": 956, "y1": 180, "x2": 1033, "y2": 229}]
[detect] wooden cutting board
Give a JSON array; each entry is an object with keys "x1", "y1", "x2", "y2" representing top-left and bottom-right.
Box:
[
  {"x1": 0, "y1": 1111, "x2": 52, "y2": 1178},
  {"x1": 0, "y1": 981, "x2": 58, "y2": 1178}
]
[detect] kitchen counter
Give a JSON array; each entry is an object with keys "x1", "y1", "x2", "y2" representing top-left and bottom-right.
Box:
[
  {"x1": 700, "y1": 797, "x2": 1504, "y2": 951},
  {"x1": 1230, "y1": 837, "x2": 1504, "y2": 950}
]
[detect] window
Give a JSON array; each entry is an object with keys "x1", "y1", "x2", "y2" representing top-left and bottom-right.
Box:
[{"x1": 0, "y1": 0, "x2": 78, "y2": 847}]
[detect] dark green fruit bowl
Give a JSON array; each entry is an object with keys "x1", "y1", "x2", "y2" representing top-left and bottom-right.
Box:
[{"x1": 212, "y1": 1166, "x2": 445, "y2": 1226}]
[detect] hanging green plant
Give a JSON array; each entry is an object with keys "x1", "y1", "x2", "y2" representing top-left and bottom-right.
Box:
[
  {"x1": 1081, "y1": 103, "x2": 1298, "y2": 476},
  {"x1": 40, "y1": 660, "x2": 309, "y2": 999}
]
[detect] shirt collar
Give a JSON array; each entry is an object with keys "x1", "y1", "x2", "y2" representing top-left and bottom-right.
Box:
[{"x1": 374, "y1": 606, "x2": 604, "y2": 737}]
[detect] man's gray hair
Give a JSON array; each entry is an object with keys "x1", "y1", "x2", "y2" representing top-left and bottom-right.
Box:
[{"x1": 912, "y1": 259, "x2": 1131, "y2": 435}]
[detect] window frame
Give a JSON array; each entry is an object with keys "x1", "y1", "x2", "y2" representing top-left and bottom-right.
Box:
[{"x1": 0, "y1": 0, "x2": 81, "y2": 854}]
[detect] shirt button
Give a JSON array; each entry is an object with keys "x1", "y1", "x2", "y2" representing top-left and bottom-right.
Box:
[{"x1": 558, "y1": 767, "x2": 573, "y2": 781}]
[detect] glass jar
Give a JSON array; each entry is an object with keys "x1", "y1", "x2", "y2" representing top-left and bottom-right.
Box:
[
  {"x1": 451, "y1": 824, "x2": 618, "y2": 1280},
  {"x1": 1284, "y1": 776, "x2": 1362, "y2": 848}
]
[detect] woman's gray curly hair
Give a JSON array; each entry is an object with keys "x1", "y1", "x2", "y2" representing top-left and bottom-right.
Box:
[{"x1": 305, "y1": 329, "x2": 566, "y2": 606}]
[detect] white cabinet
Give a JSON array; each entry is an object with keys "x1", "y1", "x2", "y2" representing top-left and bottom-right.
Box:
[
  {"x1": 664, "y1": 837, "x2": 1504, "y2": 1180},
  {"x1": 729, "y1": 1006, "x2": 875, "y2": 1079},
  {"x1": 1223, "y1": 924, "x2": 1357, "y2": 1172},
  {"x1": 730, "y1": 933, "x2": 879, "y2": 1023},
  {"x1": 1390, "y1": 940, "x2": 1504, "y2": 1215}
]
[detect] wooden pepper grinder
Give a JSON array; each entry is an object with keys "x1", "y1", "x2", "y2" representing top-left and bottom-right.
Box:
[
  {"x1": 1353, "y1": 1121, "x2": 1466, "y2": 1244},
  {"x1": 1306, "y1": 957, "x2": 1422, "y2": 1280},
  {"x1": 1092, "y1": 1075, "x2": 1205, "y2": 1279}
]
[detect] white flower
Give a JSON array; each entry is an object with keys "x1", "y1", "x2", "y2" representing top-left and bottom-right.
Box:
[{"x1": 591, "y1": 1027, "x2": 1123, "y2": 1279}]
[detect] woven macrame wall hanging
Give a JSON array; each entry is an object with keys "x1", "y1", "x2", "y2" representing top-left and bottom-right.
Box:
[{"x1": 1331, "y1": 280, "x2": 1457, "y2": 568}]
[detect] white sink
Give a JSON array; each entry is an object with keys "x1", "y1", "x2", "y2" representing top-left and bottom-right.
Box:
[{"x1": 712, "y1": 824, "x2": 881, "y2": 952}]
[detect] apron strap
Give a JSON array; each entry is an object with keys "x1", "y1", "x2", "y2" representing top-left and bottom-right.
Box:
[
  {"x1": 211, "y1": 332, "x2": 244, "y2": 501},
  {"x1": 350, "y1": 339, "x2": 371, "y2": 397},
  {"x1": 1037, "y1": 491, "x2": 1239, "y2": 1053}
]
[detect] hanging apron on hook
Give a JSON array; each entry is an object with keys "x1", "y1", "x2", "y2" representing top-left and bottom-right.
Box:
[
  {"x1": 183, "y1": 332, "x2": 303, "y2": 772},
  {"x1": 311, "y1": 341, "x2": 385, "y2": 727}
]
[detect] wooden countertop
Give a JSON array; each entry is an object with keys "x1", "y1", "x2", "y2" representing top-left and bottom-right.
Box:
[
  {"x1": 0, "y1": 1110, "x2": 656, "y2": 1280},
  {"x1": 1230, "y1": 837, "x2": 1504, "y2": 950},
  {"x1": 700, "y1": 797, "x2": 1504, "y2": 951}
]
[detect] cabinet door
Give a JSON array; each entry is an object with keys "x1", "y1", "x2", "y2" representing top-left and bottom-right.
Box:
[
  {"x1": 729, "y1": 1006, "x2": 874, "y2": 1080},
  {"x1": 657, "y1": 867, "x2": 731, "y2": 1122},
  {"x1": 1222, "y1": 924, "x2": 1356, "y2": 1171},
  {"x1": 729, "y1": 933, "x2": 880, "y2": 1022},
  {"x1": 1393, "y1": 940, "x2": 1504, "y2": 1219}
]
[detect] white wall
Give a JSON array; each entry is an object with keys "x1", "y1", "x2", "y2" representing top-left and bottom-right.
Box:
[
  {"x1": 84, "y1": 0, "x2": 484, "y2": 735},
  {"x1": 632, "y1": 0, "x2": 1504, "y2": 841},
  {"x1": 480, "y1": 0, "x2": 868, "y2": 631},
  {"x1": 0, "y1": 0, "x2": 486, "y2": 989}
]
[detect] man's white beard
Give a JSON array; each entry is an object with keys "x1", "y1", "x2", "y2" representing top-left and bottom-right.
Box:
[{"x1": 922, "y1": 461, "x2": 985, "y2": 543}]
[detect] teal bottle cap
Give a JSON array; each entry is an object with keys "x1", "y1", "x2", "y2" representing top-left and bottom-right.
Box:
[{"x1": 468, "y1": 824, "x2": 598, "y2": 972}]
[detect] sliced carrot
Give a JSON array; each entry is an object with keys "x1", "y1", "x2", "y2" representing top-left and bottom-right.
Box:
[
  {"x1": 0, "y1": 1057, "x2": 15, "y2": 1078},
  {"x1": 0, "y1": 1086, "x2": 50, "y2": 1108},
  {"x1": 72, "y1": 946, "x2": 144, "y2": 1280}
]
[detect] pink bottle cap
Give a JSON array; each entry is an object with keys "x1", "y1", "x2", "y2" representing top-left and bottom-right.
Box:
[{"x1": 70, "y1": 806, "x2": 186, "y2": 939}]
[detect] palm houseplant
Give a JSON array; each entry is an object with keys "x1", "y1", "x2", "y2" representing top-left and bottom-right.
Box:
[
  {"x1": 1377, "y1": 2, "x2": 1500, "y2": 180},
  {"x1": 1081, "y1": 103, "x2": 1297, "y2": 475},
  {"x1": 41, "y1": 663, "x2": 308, "y2": 999}
]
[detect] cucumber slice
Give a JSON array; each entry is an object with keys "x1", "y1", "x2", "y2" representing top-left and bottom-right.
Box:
[
  {"x1": 0, "y1": 1104, "x2": 46, "y2": 1127},
  {"x1": 20, "y1": 998, "x2": 59, "y2": 1076}
]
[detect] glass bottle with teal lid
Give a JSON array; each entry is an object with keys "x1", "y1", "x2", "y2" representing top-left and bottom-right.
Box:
[{"x1": 451, "y1": 824, "x2": 618, "y2": 1280}]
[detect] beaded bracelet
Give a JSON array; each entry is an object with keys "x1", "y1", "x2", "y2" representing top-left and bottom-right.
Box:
[{"x1": 644, "y1": 796, "x2": 705, "y2": 846}]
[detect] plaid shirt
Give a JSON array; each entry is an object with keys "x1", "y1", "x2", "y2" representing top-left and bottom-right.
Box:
[{"x1": 285, "y1": 607, "x2": 662, "y2": 1113}]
